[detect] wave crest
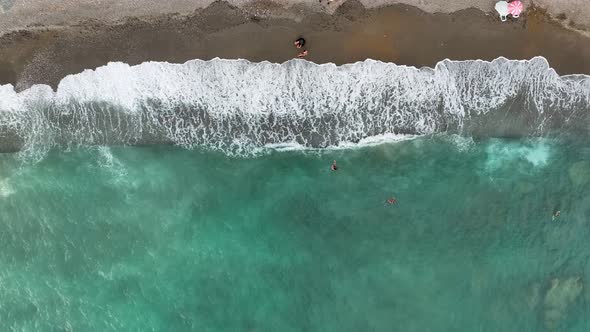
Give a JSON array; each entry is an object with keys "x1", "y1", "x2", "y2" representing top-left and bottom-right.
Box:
[{"x1": 0, "y1": 56, "x2": 589, "y2": 157}]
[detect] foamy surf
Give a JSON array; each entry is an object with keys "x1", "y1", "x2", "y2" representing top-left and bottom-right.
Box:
[
  {"x1": 483, "y1": 138, "x2": 553, "y2": 174},
  {"x1": 0, "y1": 56, "x2": 588, "y2": 158},
  {"x1": 0, "y1": 179, "x2": 14, "y2": 197},
  {"x1": 263, "y1": 133, "x2": 416, "y2": 152}
]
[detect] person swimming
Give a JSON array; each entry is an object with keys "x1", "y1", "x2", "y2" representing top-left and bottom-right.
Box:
[
  {"x1": 297, "y1": 50, "x2": 308, "y2": 58},
  {"x1": 294, "y1": 37, "x2": 306, "y2": 48},
  {"x1": 331, "y1": 160, "x2": 337, "y2": 171},
  {"x1": 387, "y1": 198, "x2": 397, "y2": 204},
  {"x1": 552, "y1": 210, "x2": 561, "y2": 220}
]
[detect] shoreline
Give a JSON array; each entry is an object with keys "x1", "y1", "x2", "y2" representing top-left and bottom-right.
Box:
[{"x1": 0, "y1": 1, "x2": 590, "y2": 89}]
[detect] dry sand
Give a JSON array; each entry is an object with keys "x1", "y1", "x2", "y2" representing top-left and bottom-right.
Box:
[
  {"x1": 1, "y1": 0, "x2": 589, "y2": 32},
  {"x1": 0, "y1": 0, "x2": 589, "y2": 89}
]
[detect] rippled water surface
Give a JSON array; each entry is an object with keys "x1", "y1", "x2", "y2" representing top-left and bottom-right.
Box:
[{"x1": 1, "y1": 135, "x2": 589, "y2": 331}]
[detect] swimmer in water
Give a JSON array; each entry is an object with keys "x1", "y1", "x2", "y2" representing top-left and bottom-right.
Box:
[
  {"x1": 552, "y1": 210, "x2": 561, "y2": 220},
  {"x1": 331, "y1": 160, "x2": 337, "y2": 171},
  {"x1": 387, "y1": 198, "x2": 397, "y2": 204}
]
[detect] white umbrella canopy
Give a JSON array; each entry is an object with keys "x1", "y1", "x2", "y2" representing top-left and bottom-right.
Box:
[{"x1": 495, "y1": 1, "x2": 509, "y2": 21}]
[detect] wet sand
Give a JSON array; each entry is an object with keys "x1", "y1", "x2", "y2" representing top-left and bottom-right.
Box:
[{"x1": 1, "y1": 0, "x2": 590, "y2": 90}]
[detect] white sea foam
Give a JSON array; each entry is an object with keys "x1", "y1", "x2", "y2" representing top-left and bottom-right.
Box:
[
  {"x1": 96, "y1": 147, "x2": 128, "y2": 184},
  {"x1": 484, "y1": 139, "x2": 552, "y2": 172},
  {"x1": 264, "y1": 133, "x2": 416, "y2": 152},
  {"x1": 97, "y1": 146, "x2": 117, "y2": 168},
  {"x1": 330, "y1": 133, "x2": 418, "y2": 149},
  {"x1": 0, "y1": 56, "x2": 588, "y2": 157},
  {"x1": 0, "y1": 179, "x2": 15, "y2": 197},
  {"x1": 443, "y1": 134, "x2": 475, "y2": 152}
]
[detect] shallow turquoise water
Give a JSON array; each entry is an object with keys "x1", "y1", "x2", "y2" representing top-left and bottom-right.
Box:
[{"x1": 1, "y1": 136, "x2": 589, "y2": 331}]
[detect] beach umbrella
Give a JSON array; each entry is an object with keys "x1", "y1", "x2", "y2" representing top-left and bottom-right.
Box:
[
  {"x1": 495, "y1": 1, "x2": 509, "y2": 22},
  {"x1": 508, "y1": 0, "x2": 524, "y2": 18}
]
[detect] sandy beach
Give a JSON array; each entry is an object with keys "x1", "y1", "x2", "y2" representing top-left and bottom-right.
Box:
[
  {"x1": 0, "y1": 0, "x2": 590, "y2": 90},
  {"x1": 1, "y1": 0, "x2": 590, "y2": 31}
]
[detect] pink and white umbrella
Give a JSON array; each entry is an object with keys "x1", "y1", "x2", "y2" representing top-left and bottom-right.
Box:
[{"x1": 508, "y1": 0, "x2": 524, "y2": 18}]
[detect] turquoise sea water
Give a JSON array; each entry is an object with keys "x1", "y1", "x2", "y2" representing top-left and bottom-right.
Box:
[{"x1": 1, "y1": 135, "x2": 589, "y2": 331}]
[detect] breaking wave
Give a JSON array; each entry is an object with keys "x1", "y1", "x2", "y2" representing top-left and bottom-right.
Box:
[{"x1": 0, "y1": 56, "x2": 589, "y2": 157}]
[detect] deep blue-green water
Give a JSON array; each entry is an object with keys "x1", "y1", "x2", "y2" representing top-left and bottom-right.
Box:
[{"x1": 1, "y1": 135, "x2": 589, "y2": 331}]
